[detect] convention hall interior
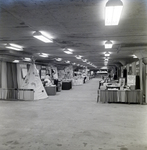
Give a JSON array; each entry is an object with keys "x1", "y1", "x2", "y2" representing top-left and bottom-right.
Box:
[{"x1": 0, "y1": 0, "x2": 147, "y2": 150}]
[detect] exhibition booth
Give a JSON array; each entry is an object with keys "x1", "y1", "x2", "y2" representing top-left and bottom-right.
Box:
[
  {"x1": 97, "y1": 60, "x2": 144, "y2": 104},
  {"x1": 0, "y1": 60, "x2": 90, "y2": 100}
]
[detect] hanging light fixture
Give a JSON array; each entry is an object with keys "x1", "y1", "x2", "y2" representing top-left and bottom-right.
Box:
[
  {"x1": 132, "y1": 55, "x2": 137, "y2": 58},
  {"x1": 104, "y1": 52, "x2": 110, "y2": 57},
  {"x1": 24, "y1": 57, "x2": 31, "y2": 61},
  {"x1": 63, "y1": 48, "x2": 73, "y2": 54},
  {"x1": 65, "y1": 60, "x2": 70, "y2": 64},
  {"x1": 75, "y1": 55, "x2": 83, "y2": 59},
  {"x1": 38, "y1": 53, "x2": 49, "y2": 57},
  {"x1": 55, "y1": 58, "x2": 62, "y2": 61},
  {"x1": 13, "y1": 60, "x2": 19, "y2": 63},
  {"x1": 105, "y1": 0, "x2": 123, "y2": 26},
  {"x1": 105, "y1": 40, "x2": 113, "y2": 49},
  {"x1": 33, "y1": 31, "x2": 53, "y2": 43}
]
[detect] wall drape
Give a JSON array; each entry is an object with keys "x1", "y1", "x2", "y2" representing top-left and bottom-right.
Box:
[
  {"x1": 7, "y1": 62, "x2": 18, "y2": 89},
  {"x1": 1, "y1": 61, "x2": 7, "y2": 88},
  {"x1": 17, "y1": 64, "x2": 25, "y2": 89}
]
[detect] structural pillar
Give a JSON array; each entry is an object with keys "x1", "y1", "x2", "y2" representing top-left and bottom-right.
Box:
[
  {"x1": 142, "y1": 58, "x2": 147, "y2": 104},
  {"x1": 132, "y1": 62, "x2": 136, "y2": 75}
]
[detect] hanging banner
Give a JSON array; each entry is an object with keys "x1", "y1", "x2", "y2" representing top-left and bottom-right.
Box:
[{"x1": 127, "y1": 75, "x2": 136, "y2": 86}]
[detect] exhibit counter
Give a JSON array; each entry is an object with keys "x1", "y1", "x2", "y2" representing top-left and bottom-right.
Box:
[
  {"x1": 45, "y1": 85, "x2": 56, "y2": 95},
  {"x1": 72, "y1": 78, "x2": 83, "y2": 85},
  {"x1": 97, "y1": 89, "x2": 142, "y2": 104},
  {"x1": 0, "y1": 88, "x2": 34, "y2": 100},
  {"x1": 62, "y1": 80, "x2": 72, "y2": 90}
]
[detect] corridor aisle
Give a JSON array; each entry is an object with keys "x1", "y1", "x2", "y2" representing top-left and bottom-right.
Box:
[{"x1": 0, "y1": 78, "x2": 147, "y2": 150}]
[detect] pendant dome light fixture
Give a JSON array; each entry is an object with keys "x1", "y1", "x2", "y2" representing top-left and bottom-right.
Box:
[
  {"x1": 105, "y1": 0, "x2": 123, "y2": 26},
  {"x1": 104, "y1": 51, "x2": 111, "y2": 57},
  {"x1": 105, "y1": 40, "x2": 113, "y2": 49}
]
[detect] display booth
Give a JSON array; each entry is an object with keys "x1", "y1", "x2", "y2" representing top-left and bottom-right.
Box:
[
  {"x1": 97, "y1": 74, "x2": 142, "y2": 104},
  {"x1": 21, "y1": 63, "x2": 48, "y2": 100}
]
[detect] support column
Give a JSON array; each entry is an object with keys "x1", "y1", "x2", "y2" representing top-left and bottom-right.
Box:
[
  {"x1": 142, "y1": 58, "x2": 147, "y2": 104},
  {"x1": 139, "y1": 59, "x2": 143, "y2": 104},
  {"x1": 126, "y1": 64, "x2": 130, "y2": 75},
  {"x1": 132, "y1": 62, "x2": 136, "y2": 75}
]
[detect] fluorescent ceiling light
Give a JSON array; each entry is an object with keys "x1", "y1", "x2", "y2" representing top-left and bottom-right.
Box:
[
  {"x1": 75, "y1": 55, "x2": 83, "y2": 59},
  {"x1": 33, "y1": 31, "x2": 53, "y2": 43},
  {"x1": 105, "y1": 41, "x2": 113, "y2": 49},
  {"x1": 13, "y1": 60, "x2": 19, "y2": 63},
  {"x1": 65, "y1": 60, "x2": 70, "y2": 64},
  {"x1": 63, "y1": 50, "x2": 73, "y2": 54},
  {"x1": 132, "y1": 55, "x2": 137, "y2": 58},
  {"x1": 24, "y1": 57, "x2": 31, "y2": 61},
  {"x1": 55, "y1": 58, "x2": 62, "y2": 61},
  {"x1": 82, "y1": 59, "x2": 87, "y2": 62},
  {"x1": 72, "y1": 63, "x2": 76, "y2": 65},
  {"x1": 87, "y1": 62, "x2": 91, "y2": 65},
  {"x1": 68, "y1": 48, "x2": 74, "y2": 52},
  {"x1": 40, "y1": 31, "x2": 53, "y2": 39},
  {"x1": 6, "y1": 43, "x2": 23, "y2": 51},
  {"x1": 38, "y1": 53, "x2": 49, "y2": 57},
  {"x1": 10, "y1": 43, "x2": 23, "y2": 49},
  {"x1": 105, "y1": 0, "x2": 123, "y2": 26}
]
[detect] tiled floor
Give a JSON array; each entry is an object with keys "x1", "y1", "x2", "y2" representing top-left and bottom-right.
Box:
[{"x1": 0, "y1": 78, "x2": 147, "y2": 150}]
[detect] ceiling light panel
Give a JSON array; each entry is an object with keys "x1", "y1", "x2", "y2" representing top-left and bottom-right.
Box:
[
  {"x1": 6, "y1": 43, "x2": 23, "y2": 51},
  {"x1": 38, "y1": 53, "x2": 49, "y2": 57},
  {"x1": 33, "y1": 31, "x2": 53, "y2": 43},
  {"x1": 105, "y1": 0, "x2": 123, "y2": 26}
]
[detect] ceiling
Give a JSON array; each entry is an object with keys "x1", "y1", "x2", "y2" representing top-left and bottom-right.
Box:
[{"x1": 0, "y1": 0, "x2": 147, "y2": 70}]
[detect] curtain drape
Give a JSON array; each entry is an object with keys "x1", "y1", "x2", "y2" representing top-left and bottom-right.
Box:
[{"x1": 7, "y1": 62, "x2": 18, "y2": 89}]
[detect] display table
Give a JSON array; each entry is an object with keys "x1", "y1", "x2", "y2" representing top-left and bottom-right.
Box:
[
  {"x1": 0, "y1": 88, "x2": 34, "y2": 100},
  {"x1": 45, "y1": 86, "x2": 56, "y2": 95},
  {"x1": 62, "y1": 81, "x2": 72, "y2": 90},
  {"x1": 72, "y1": 78, "x2": 83, "y2": 85},
  {"x1": 98, "y1": 89, "x2": 142, "y2": 104}
]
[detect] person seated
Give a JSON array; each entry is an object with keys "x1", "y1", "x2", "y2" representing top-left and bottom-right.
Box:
[{"x1": 44, "y1": 75, "x2": 52, "y2": 87}]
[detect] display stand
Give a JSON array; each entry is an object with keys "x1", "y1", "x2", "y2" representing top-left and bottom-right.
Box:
[
  {"x1": 62, "y1": 80, "x2": 72, "y2": 90},
  {"x1": 45, "y1": 86, "x2": 56, "y2": 95}
]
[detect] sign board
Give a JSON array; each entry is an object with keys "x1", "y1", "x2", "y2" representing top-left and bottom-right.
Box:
[{"x1": 127, "y1": 75, "x2": 136, "y2": 86}]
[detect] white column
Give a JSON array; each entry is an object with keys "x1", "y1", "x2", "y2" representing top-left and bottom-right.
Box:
[
  {"x1": 139, "y1": 59, "x2": 143, "y2": 104},
  {"x1": 132, "y1": 62, "x2": 136, "y2": 75},
  {"x1": 145, "y1": 65, "x2": 147, "y2": 103}
]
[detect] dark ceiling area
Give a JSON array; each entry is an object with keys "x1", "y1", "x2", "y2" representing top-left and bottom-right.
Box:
[{"x1": 0, "y1": 0, "x2": 147, "y2": 70}]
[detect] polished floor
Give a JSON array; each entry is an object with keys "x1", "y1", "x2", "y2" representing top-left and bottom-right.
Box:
[{"x1": 0, "y1": 78, "x2": 147, "y2": 150}]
